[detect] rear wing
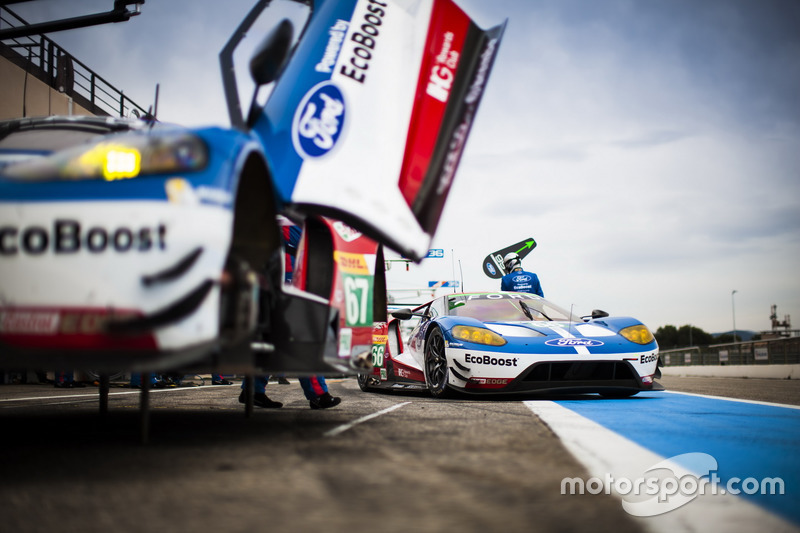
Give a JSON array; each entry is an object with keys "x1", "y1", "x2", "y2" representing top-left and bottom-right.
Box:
[{"x1": 252, "y1": 0, "x2": 505, "y2": 261}]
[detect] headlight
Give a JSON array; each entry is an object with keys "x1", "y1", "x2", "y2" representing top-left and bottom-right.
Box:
[
  {"x1": 620, "y1": 325, "x2": 655, "y2": 345},
  {"x1": 452, "y1": 325, "x2": 507, "y2": 346},
  {"x1": 4, "y1": 132, "x2": 208, "y2": 182},
  {"x1": 78, "y1": 143, "x2": 141, "y2": 180}
]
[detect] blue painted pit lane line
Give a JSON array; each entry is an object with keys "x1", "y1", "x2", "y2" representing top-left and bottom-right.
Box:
[{"x1": 555, "y1": 391, "x2": 800, "y2": 526}]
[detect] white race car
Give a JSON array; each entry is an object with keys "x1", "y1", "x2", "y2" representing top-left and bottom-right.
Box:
[{"x1": 361, "y1": 292, "x2": 663, "y2": 398}]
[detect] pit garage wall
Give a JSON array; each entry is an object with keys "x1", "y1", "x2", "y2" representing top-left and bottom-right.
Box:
[
  {"x1": 659, "y1": 335, "x2": 800, "y2": 379},
  {"x1": 1, "y1": 55, "x2": 92, "y2": 120},
  {"x1": 662, "y1": 364, "x2": 800, "y2": 380}
]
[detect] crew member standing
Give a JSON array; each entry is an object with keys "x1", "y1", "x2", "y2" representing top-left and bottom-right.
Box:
[{"x1": 500, "y1": 252, "x2": 544, "y2": 297}]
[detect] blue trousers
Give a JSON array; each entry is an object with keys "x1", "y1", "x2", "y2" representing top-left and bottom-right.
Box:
[
  {"x1": 240, "y1": 375, "x2": 328, "y2": 399},
  {"x1": 299, "y1": 376, "x2": 328, "y2": 400},
  {"x1": 241, "y1": 375, "x2": 270, "y2": 394}
]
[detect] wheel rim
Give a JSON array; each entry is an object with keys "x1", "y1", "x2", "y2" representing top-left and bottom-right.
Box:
[{"x1": 425, "y1": 330, "x2": 447, "y2": 391}]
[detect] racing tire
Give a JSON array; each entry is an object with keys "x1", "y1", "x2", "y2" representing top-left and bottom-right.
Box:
[
  {"x1": 424, "y1": 327, "x2": 451, "y2": 398},
  {"x1": 356, "y1": 373, "x2": 371, "y2": 392}
]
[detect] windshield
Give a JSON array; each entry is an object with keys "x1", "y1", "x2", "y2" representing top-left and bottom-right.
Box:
[
  {"x1": 1, "y1": 128, "x2": 207, "y2": 182},
  {"x1": 446, "y1": 294, "x2": 577, "y2": 323},
  {"x1": 0, "y1": 117, "x2": 143, "y2": 171},
  {"x1": 0, "y1": 128, "x2": 103, "y2": 153}
]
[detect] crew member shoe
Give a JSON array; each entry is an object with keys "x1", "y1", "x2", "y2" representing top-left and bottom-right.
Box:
[
  {"x1": 239, "y1": 390, "x2": 282, "y2": 409},
  {"x1": 277, "y1": 376, "x2": 290, "y2": 385},
  {"x1": 309, "y1": 392, "x2": 341, "y2": 409},
  {"x1": 212, "y1": 378, "x2": 233, "y2": 385}
]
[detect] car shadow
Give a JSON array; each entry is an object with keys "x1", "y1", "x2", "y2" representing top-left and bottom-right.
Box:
[{"x1": 358, "y1": 385, "x2": 667, "y2": 403}]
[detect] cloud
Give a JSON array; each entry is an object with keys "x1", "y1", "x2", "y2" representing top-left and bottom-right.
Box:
[{"x1": 611, "y1": 130, "x2": 693, "y2": 150}]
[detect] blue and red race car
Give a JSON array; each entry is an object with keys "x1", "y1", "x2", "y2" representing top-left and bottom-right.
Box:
[
  {"x1": 0, "y1": 0, "x2": 505, "y2": 378},
  {"x1": 360, "y1": 292, "x2": 663, "y2": 398}
]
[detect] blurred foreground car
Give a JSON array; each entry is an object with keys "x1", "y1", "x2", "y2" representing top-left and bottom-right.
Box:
[
  {"x1": 0, "y1": 0, "x2": 505, "y2": 379},
  {"x1": 0, "y1": 115, "x2": 344, "y2": 374},
  {"x1": 359, "y1": 292, "x2": 662, "y2": 398}
]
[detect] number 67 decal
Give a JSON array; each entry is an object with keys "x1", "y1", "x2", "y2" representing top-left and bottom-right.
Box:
[{"x1": 344, "y1": 275, "x2": 372, "y2": 327}]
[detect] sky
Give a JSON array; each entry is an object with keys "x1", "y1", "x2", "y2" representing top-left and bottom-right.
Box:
[{"x1": 8, "y1": 0, "x2": 800, "y2": 335}]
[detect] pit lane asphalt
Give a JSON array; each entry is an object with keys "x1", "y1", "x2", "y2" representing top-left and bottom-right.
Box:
[{"x1": 0, "y1": 376, "x2": 797, "y2": 533}]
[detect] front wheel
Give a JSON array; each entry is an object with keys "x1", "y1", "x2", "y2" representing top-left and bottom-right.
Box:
[
  {"x1": 424, "y1": 328, "x2": 451, "y2": 398},
  {"x1": 357, "y1": 373, "x2": 371, "y2": 392}
]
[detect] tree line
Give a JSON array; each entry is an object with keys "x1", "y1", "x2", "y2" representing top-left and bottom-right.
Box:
[{"x1": 653, "y1": 325, "x2": 759, "y2": 350}]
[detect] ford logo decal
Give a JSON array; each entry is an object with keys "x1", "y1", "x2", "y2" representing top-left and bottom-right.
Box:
[
  {"x1": 292, "y1": 82, "x2": 345, "y2": 158},
  {"x1": 545, "y1": 338, "x2": 605, "y2": 347},
  {"x1": 486, "y1": 262, "x2": 496, "y2": 275},
  {"x1": 512, "y1": 275, "x2": 530, "y2": 283}
]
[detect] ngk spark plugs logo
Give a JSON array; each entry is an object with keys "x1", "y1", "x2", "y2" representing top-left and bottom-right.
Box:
[
  {"x1": 292, "y1": 82, "x2": 346, "y2": 159},
  {"x1": 426, "y1": 31, "x2": 459, "y2": 102}
]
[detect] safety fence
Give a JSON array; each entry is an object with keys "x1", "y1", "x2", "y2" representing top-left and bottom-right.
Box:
[
  {"x1": 0, "y1": 6, "x2": 147, "y2": 118},
  {"x1": 659, "y1": 336, "x2": 800, "y2": 366}
]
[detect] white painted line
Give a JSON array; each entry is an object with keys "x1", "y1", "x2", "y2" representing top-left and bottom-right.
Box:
[
  {"x1": 1, "y1": 398, "x2": 101, "y2": 408},
  {"x1": 0, "y1": 387, "x2": 198, "y2": 403},
  {"x1": 663, "y1": 389, "x2": 800, "y2": 410},
  {"x1": 324, "y1": 401, "x2": 411, "y2": 437},
  {"x1": 523, "y1": 401, "x2": 797, "y2": 533}
]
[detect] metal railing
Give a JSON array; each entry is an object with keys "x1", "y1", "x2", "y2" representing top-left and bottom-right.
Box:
[
  {"x1": 660, "y1": 336, "x2": 800, "y2": 366},
  {"x1": 0, "y1": 6, "x2": 147, "y2": 118}
]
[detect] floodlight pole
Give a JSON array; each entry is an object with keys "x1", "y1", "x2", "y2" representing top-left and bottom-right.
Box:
[{"x1": 731, "y1": 290, "x2": 738, "y2": 343}]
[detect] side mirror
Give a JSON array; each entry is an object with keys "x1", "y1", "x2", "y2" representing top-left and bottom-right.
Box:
[
  {"x1": 391, "y1": 308, "x2": 415, "y2": 320},
  {"x1": 249, "y1": 19, "x2": 293, "y2": 86},
  {"x1": 391, "y1": 308, "x2": 427, "y2": 320},
  {"x1": 590, "y1": 309, "x2": 609, "y2": 319}
]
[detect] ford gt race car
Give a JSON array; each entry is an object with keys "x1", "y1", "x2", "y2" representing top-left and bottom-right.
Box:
[
  {"x1": 0, "y1": 115, "x2": 352, "y2": 375},
  {"x1": 0, "y1": 0, "x2": 505, "y2": 378},
  {"x1": 360, "y1": 292, "x2": 663, "y2": 398}
]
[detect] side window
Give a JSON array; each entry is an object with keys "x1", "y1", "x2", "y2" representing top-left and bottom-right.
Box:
[
  {"x1": 428, "y1": 298, "x2": 446, "y2": 319},
  {"x1": 401, "y1": 313, "x2": 422, "y2": 344},
  {"x1": 404, "y1": 303, "x2": 429, "y2": 346},
  {"x1": 388, "y1": 320, "x2": 402, "y2": 356}
]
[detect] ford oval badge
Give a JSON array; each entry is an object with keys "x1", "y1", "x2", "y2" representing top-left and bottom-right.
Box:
[
  {"x1": 292, "y1": 82, "x2": 346, "y2": 159},
  {"x1": 545, "y1": 338, "x2": 605, "y2": 347}
]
